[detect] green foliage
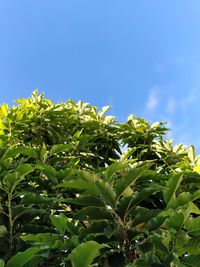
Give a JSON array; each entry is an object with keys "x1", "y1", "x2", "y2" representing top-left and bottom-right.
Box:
[{"x1": 0, "y1": 90, "x2": 200, "y2": 266}]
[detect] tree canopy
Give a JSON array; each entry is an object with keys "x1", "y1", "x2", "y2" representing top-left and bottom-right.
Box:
[{"x1": 0, "y1": 91, "x2": 200, "y2": 266}]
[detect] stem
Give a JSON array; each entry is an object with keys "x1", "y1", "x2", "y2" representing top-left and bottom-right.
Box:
[
  {"x1": 7, "y1": 193, "x2": 13, "y2": 259},
  {"x1": 113, "y1": 212, "x2": 137, "y2": 261}
]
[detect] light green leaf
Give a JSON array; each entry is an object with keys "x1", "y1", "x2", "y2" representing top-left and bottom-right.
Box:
[
  {"x1": 173, "y1": 192, "x2": 191, "y2": 208},
  {"x1": 50, "y1": 213, "x2": 68, "y2": 235},
  {"x1": 119, "y1": 147, "x2": 136, "y2": 162},
  {"x1": 0, "y1": 104, "x2": 8, "y2": 119},
  {"x1": 3, "y1": 172, "x2": 21, "y2": 193},
  {"x1": 50, "y1": 144, "x2": 72, "y2": 155},
  {"x1": 180, "y1": 236, "x2": 200, "y2": 255},
  {"x1": 166, "y1": 212, "x2": 184, "y2": 231},
  {"x1": 16, "y1": 164, "x2": 34, "y2": 176},
  {"x1": 185, "y1": 216, "x2": 200, "y2": 236},
  {"x1": 150, "y1": 121, "x2": 160, "y2": 129},
  {"x1": 99, "y1": 106, "x2": 110, "y2": 116},
  {"x1": 0, "y1": 259, "x2": 4, "y2": 267},
  {"x1": 188, "y1": 145, "x2": 196, "y2": 164},
  {"x1": 1, "y1": 146, "x2": 38, "y2": 160},
  {"x1": 69, "y1": 241, "x2": 107, "y2": 267},
  {"x1": 21, "y1": 233, "x2": 62, "y2": 249}
]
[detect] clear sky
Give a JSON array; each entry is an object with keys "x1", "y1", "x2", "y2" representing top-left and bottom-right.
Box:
[{"x1": 1, "y1": 1, "x2": 200, "y2": 149}]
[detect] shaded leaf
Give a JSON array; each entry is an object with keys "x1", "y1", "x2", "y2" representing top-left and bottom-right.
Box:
[
  {"x1": 75, "y1": 207, "x2": 113, "y2": 221},
  {"x1": 64, "y1": 196, "x2": 104, "y2": 207},
  {"x1": 163, "y1": 174, "x2": 183, "y2": 207}
]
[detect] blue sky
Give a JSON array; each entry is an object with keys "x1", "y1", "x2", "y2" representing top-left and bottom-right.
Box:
[{"x1": 0, "y1": 1, "x2": 200, "y2": 149}]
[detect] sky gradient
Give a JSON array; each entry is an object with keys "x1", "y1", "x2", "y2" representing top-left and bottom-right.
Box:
[{"x1": 1, "y1": 1, "x2": 200, "y2": 149}]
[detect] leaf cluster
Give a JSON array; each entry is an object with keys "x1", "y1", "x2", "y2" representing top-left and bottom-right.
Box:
[{"x1": 0, "y1": 91, "x2": 200, "y2": 266}]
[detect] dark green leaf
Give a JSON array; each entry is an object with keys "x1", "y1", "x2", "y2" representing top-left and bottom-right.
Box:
[
  {"x1": 163, "y1": 174, "x2": 183, "y2": 207},
  {"x1": 6, "y1": 247, "x2": 42, "y2": 267},
  {"x1": 75, "y1": 207, "x2": 113, "y2": 221},
  {"x1": 64, "y1": 196, "x2": 104, "y2": 207}
]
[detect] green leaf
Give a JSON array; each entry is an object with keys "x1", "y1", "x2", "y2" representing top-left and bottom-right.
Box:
[
  {"x1": 21, "y1": 233, "x2": 57, "y2": 243},
  {"x1": 95, "y1": 179, "x2": 117, "y2": 208},
  {"x1": 106, "y1": 162, "x2": 126, "y2": 181},
  {"x1": 42, "y1": 165, "x2": 58, "y2": 184},
  {"x1": 119, "y1": 147, "x2": 136, "y2": 162},
  {"x1": 20, "y1": 193, "x2": 49, "y2": 205},
  {"x1": 64, "y1": 196, "x2": 104, "y2": 207},
  {"x1": 151, "y1": 233, "x2": 169, "y2": 254},
  {"x1": 58, "y1": 179, "x2": 97, "y2": 195},
  {"x1": 21, "y1": 233, "x2": 62, "y2": 249},
  {"x1": 117, "y1": 185, "x2": 163, "y2": 218},
  {"x1": 180, "y1": 236, "x2": 200, "y2": 255},
  {"x1": 148, "y1": 216, "x2": 166, "y2": 231},
  {"x1": 50, "y1": 213, "x2": 68, "y2": 235},
  {"x1": 39, "y1": 144, "x2": 47, "y2": 161},
  {"x1": 16, "y1": 164, "x2": 34, "y2": 176},
  {"x1": 166, "y1": 212, "x2": 184, "y2": 231},
  {"x1": 173, "y1": 192, "x2": 191, "y2": 209},
  {"x1": 50, "y1": 213, "x2": 77, "y2": 236},
  {"x1": 81, "y1": 171, "x2": 117, "y2": 208},
  {"x1": 185, "y1": 216, "x2": 200, "y2": 236},
  {"x1": 163, "y1": 173, "x2": 183, "y2": 207},
  {"x1": 75, "y1": 207, "x2": 113, "y2": 221},
  {"x1": 3, "y1": 172, "x2": 21, "y2": 193},
  {"x1": 11, "y1": 206, "x2": 47, "y2": 221},
  {"x1": 69, "y1": 241, "x2": 106, "y2": 267},
  {"x1": 115, "y1": 165, "x2": 148, "y2": 199},
  {"x1": 6, "y1": 247, "x2": 42, "y2": 267},
  {"x1": 189, "y1": 202, "x2": 200, "y2": 215},
  {"x1": 188, "y1": 145, "x2": 196, "y2": 164},
  {"x1": 0, "y1": 225, "x2": 7, "y2": 236},
  {"x1": 50, "y1": 144, "x2": 73, "y2": 155},
  {"x1": 0, "y1": 259, "x2": 4, "y2": 267},
  {"x1": 0, "y1": 104, "x2": 8, "y2": 119},
  {"x1": 182, "y1": 255, "x2": 200, "y2": 267},
  {"x1": 132, "y1": 209, "x2": 161, "y2": 227},
  {"x1": 1, "y1": 146, "x2": 38, "y2": 160},
  {"x1": 99, "y1": 106, "x2": 110, "y2": 116}
]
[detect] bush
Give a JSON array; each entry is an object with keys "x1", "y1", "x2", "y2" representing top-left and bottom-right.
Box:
[{"x1": 0, "y1": 90, "x2": 200, "y2": 266}]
